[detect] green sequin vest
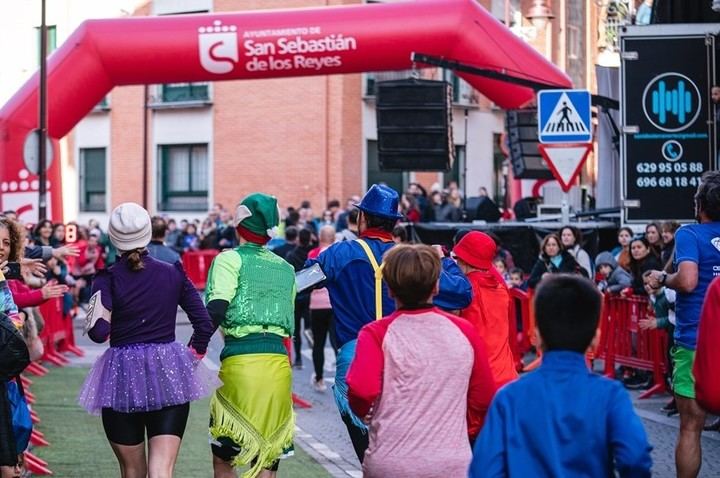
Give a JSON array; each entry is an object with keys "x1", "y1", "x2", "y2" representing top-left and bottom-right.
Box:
[{"x1": 223, "y1": 244, "x2": 295, "y2": 336}]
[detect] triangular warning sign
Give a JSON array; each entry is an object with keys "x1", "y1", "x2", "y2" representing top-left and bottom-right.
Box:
[
  {"x1": 541, "y1": 92, "x2": 590, "y2": 136},
  {"x1": 538, "y1": 144, "x2": 592, "y2": 193}
]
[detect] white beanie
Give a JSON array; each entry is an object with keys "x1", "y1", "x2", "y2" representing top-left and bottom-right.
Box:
[{"x1": 108, "y1": 202, "x2": 151, "y2": 251}]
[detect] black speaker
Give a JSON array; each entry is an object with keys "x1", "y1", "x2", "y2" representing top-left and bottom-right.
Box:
[
  {"x1": 376, "y1": 79, "x2": 454, "y2": 171},
  {"x1": 505, "y1": 109, "x2": 554, "y2": 180}
]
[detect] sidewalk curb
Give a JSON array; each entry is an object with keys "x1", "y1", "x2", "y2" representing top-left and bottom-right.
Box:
[
  {"x1": 634, "y1": 408, "x2": 720, "y2": 442},
  {"x1": 294, "y1": 425, "x2": 362, "y2": 478}
]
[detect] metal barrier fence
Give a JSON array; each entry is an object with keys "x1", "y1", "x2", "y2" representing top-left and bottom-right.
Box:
[{"x1": 511, "y1": 291, "x2": 670, "y2": 399}]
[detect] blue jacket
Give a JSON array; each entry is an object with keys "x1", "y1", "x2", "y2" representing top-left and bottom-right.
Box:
[
  {"x1": 306, "y1": 237, "x2": 472, "y2": 347},
  {"x1": 470, "y1": 351, "x2": 652, "y2": 478},
  {"x1": 147, "y1": 240, "x2": 181, "y2": 265}
]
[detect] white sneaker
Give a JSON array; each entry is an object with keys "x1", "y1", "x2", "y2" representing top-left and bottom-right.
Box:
[{"x1": 311, "y1": 375, "x2": 327, "y2": 392}]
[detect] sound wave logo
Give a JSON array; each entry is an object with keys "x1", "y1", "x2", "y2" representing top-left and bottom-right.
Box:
[{"x1": 642, "y1": 72, "x2": 701, "y2": 133}]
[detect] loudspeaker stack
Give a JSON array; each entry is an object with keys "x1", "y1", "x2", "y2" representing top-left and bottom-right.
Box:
[{"x1": 376, "y1": 79, "x2": 454, "y2": 171}]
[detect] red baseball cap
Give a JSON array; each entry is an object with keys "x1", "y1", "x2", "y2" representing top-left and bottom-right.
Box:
[{"x1": 453, "y1": 231, "x2": 497, "y2": 269}]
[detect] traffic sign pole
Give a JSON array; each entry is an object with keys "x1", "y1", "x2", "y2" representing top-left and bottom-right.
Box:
[{"x1": 561, "y1": 192, "x2": 570, "y2": 224}]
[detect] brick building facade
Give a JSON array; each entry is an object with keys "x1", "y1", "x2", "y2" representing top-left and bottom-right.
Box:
[
  {"x1": 0, "y1": 0, "x2": 602, "y2": 224},
  {"x1": 66, "y1": 0, "x2": 508, "y2": 224}
]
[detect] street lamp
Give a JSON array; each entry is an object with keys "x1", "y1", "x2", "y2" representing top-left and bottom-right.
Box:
[{"x1": 525, "y1": 0, "x2": 555, "y2": 30}]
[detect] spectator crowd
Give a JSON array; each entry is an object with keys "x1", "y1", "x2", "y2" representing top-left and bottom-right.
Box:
[{"x1": 2, "y1": 171, "x2": 720, "y2": 478}]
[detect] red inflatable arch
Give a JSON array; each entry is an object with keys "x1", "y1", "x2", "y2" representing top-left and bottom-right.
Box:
[{"x1": 0, "y1": 0, "x2": 570, "y2": 221}]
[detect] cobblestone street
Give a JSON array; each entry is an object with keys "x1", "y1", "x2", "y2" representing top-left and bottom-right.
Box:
[
  {"x1": 286, "y1": 340, "x2": 720, "y2": 478},
  {"x1": 78, "y1": 314, "x2": 720, "y2": 478}
]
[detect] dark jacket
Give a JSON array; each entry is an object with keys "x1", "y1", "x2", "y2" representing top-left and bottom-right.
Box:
[
  {"x1": 285, "y1": 245, "x2": 314, "y2": 272},
  {"x1": 595, "y1": 251, "x2": 633, "y2": 294},
  {"x1": 286, "y1": 245, "x2": 314, "y2": 304},
  {"x1": 661, "y1": 240, "x2": 674, "y2": 269},
  {"x1": 527, "y1": 251, "x2": 582, "y2": 289},
  {"x1": 272, "y1": 242, "x2": 296, "y2": 260},
  {"x1": 216, "y1": 225, "x2": 237, "y2": 249},
  {"x1": 25, "y1": 245, "x2": 52, "y2": 261},
  {"x1": 0, "y1": 314, "x2": 30, "y2": 465},
  {"x1": 166, "y1": 229, "x2": 183, "y2": 254},
  {"x1": 630, "y1": 254, "x2": 662, "y2": 295}
]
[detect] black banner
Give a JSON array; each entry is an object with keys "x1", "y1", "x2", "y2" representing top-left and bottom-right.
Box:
[
  {"x1": 407, "y1": 223, "x2": 619, "y2": 273},
  {"x1": 622, "y1": 34, "x2": 714, "y2": 222}
]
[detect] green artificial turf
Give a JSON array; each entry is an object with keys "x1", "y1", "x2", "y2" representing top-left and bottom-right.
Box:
[{"x1": 29, "y1": 367, "x2": 330, "y2": 477}]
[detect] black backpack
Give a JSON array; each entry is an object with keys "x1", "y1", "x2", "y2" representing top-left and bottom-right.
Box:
[{"x1": 0, "y1": 314, "x2": 30, "y2": 381}]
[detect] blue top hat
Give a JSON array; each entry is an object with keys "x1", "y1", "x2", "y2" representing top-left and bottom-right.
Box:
[{"x1": 354, "y1": 184, "x2": 403, "y2": 220}]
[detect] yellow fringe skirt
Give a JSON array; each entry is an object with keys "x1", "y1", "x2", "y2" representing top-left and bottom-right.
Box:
[{"x1": 209, "y1": 353, "x2": 294, "y2": 478}]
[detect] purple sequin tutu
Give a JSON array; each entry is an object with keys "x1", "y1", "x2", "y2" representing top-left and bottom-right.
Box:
[{"x1": 78, "y1": 342, "x2": 220, "y2": 415}]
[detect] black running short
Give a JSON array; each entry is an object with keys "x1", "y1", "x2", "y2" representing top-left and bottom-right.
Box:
[
  {"x1": 101, "y1": 403, "x2": 190, "y2": 446},
  {"x1": 209, "y1": 426, "x2": 279, "y2": 471}
]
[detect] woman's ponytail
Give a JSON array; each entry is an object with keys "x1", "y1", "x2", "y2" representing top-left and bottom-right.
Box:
[{"x1": 126, "y1": 248, "x2": 145, "y2": 272}]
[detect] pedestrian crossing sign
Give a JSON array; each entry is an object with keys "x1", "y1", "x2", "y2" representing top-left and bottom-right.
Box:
[{"x1": 537, "y1": 89, "x2": 592, "y2": 144}]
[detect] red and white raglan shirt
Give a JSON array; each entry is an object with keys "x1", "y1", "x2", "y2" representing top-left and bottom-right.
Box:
[
  {"x1": 695, "y1": 276, "x2": 720, "y2": 414},
  {"x1": 346, "y1": 306, "x2": 497, "y2": 478}
]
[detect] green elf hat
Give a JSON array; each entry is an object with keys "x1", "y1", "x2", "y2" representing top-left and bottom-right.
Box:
[{"x1": 234, "y1": 193, "x2": 281, "y2": 245}]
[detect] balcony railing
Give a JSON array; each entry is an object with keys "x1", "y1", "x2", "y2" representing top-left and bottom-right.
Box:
[{"x1": 599, "y1": 0, "x2": 634, "y2": 52}]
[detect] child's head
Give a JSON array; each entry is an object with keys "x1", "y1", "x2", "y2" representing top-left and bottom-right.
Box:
[
  {"x1": 383, "y1": 244, "x2": 441, "y2": 307},
  {"x1": 594, "y1": 251, "x2": 617, "y2": 278},
  {"x1": 493, "y1": 258, "x2": 507, "y2": 274},
  {"x1": 643, "y1": 281, "x2": 663, "y2": 297},
  {"x1": 534, "y1": 275, "x2": 602, "y2": 353},
  {"x1": 509, "y1": 267, "x2": 524, "y2": 286},
  {"x1": 642, "y1": 270, "x2": 663, "y2": 296},
  {"x1": 0, "y1": 454, "x2": 23, "y2": 478},
  {"x1": 452, "y1": 231, "x2": 496, "y2": 272},
  {"x1": 598, "y1": 264, "x2": 612, "y2": 278}
]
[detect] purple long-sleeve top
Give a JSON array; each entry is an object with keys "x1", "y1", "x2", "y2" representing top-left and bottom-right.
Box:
[{"x1": 88, "y1": 252, "x2": 213, "y2": 354}]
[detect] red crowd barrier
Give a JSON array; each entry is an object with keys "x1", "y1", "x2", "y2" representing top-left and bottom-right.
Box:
[
  {"x1": 22, "y1": 293, "x2": 89, "y2": 475},
  {"x1": 37, "y1": 297, "x2": 82, "y2": 367},
  {"x1": 594, "y1": 294, "x2": 669, "y2": 399},
  {"x1": 510, "y1": 291, "x2": 669, "y2": 399},
  {"x1": 507, "y1": 288, "x2": 546, "y2": 372},
  {"x1": 182, "y1": 250, "x2": 220, "y2": 290},
  {"x1": 508, "y1": 288, "x2": 532, "y2": 372},
  {"x1": 20, "y1": 367, "x2": 54, "y2": 475}
]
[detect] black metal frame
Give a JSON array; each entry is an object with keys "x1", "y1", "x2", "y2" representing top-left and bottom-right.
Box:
[{"x1": 411, "y1": 52, "x2": 622, "y2": 153}]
